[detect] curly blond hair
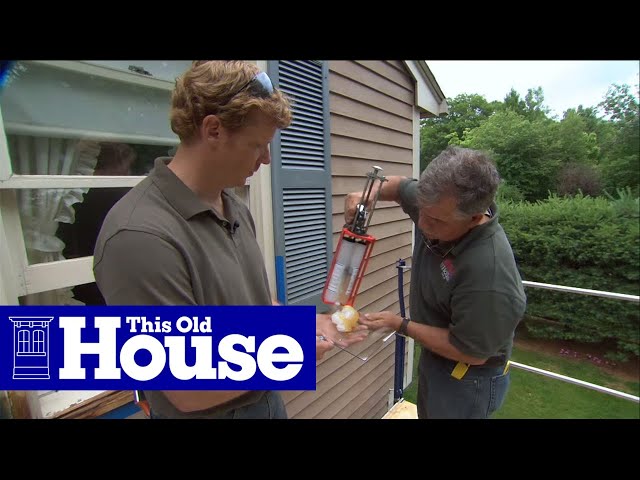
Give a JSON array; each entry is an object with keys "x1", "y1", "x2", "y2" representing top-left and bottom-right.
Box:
[{"x1": 170, "y1": 61, "x2": 292, "y2": 142}]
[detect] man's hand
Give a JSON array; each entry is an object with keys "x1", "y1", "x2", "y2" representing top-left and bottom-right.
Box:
[
  {"x1": 316, "y1": 332, "x2": 334, "y2": 360},
  {"x1": 316, "y1": 313, "x2": 368, "y2": 358},
  {"x1": 359, "y1": 311, "x2": 402, "y2": 332},
  {"x1": 344, "y1": 191, "x2": 367, "y2": 226},
  {"x1": 343, "y1": 175, "x2": 405, "y2": 226}
]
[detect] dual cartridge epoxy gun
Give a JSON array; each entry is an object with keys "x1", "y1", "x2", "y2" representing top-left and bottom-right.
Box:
[{"x1": 321, "y1": 166, "x2": 387, "y2": 316}]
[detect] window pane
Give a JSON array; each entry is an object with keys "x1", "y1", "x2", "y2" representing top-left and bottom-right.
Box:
[
  {"x1": 7, "y1": 134, "x2": 173, "y2": 176},
  {"x1": 18, "y1": 183, "x2": 131, "y2": 266},
  {"x1": 56, "y1": 186, "x2": 132, "y2": 261},
  {"x1": 8, "y1": 137, "x2": 171, "y2": 265},
  {"x1": 1, "y1": 61, "x2": 178, "y2": 142}
]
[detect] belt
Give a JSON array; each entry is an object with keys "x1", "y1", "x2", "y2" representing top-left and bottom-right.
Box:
[
  {"x1": 483, "y1": 354, "x2": 507, "y2": 368},
  {"x1": 451, "y1": 359, "x2": 511, "y2": 380},
  {"x1": 426, "y1": 350, "x2": 510, "y2": 380}
]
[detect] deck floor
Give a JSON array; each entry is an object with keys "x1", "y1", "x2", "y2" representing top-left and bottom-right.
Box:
[
  {"x1": 124, "y1": 401, "x2": 418, "y2": 419},
  {"x1": 382, "y1": 400, "x2": 418, "y2": 419}
]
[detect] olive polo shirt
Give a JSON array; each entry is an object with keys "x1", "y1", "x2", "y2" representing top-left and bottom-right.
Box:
[
  {"x1": 397, "y1": 178, "x2": 527, "y2": 361},
  {"x1": 93, "y1": 157, "x2": 271, "y2": 417}
]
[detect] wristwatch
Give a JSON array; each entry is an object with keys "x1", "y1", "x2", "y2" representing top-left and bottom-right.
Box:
[{"x1": 398, "y1": 316, "x2": 410, "y2": 336}]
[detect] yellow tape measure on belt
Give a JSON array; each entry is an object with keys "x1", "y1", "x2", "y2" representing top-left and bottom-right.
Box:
[
  {"x1": 451, "y1": 360, "x2": 511, "y2": 380},
  {"x1": 451, "y1": 362, "x2": 469, "y2": 380},
  {"x1": 503, "y1": 360, "x2": 511, "y2": 375}
]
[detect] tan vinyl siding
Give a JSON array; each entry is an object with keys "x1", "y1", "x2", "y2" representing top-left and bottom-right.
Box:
[
  {"x1": 284, "y1": 60, "x2": 415, "y2": 419},
  {"x1": 330, "y1": 62, "x2": 414, "y2": 104},
  {"x1": 285, "y1": 342, "x2": 396, "y2": 419},
  {"x1": 356, "y1": 218, "x2": 413, "y2": 242},
  {"x1": 332, "y1": 115, "x2": 412, "y2": 149},
  {"x1": 317, "y1": 350, "x2": 395, "y2": 419},
  {"x1": 363, "y1": 393, "x2": 394, "y2": 419},
  {"x1": 331, "y1": 136, "x2": 413, "y2": 164},
  {"x1": 330, "y1": 74, "x2": 413, "y2": 119},
  {"x1": 331, "y1": 158, "x2": 411, "y2": 178},
  {"x1": 362, "y1": 248, "x2": 412, "y2": 277},
  {"x1": 331, "y1": 96, "x2": 413, "y2": 135},
  {"x1": 386, "y1": 60, "x2": 410, "y2": 74},
  {"x1": 358, "y1": 277, "x2": 411, "y2": 312},
  {"x1": 353, "y1": 61, "x2": 415, "y2": 91}
]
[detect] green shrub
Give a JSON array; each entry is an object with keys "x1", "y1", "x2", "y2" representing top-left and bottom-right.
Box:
[
  {"x1": 500, "y1": 193, "x2": 639, "y2": 360},
  {"x1": 496, "y1": 180, "x2": 525, "y2": 203}
]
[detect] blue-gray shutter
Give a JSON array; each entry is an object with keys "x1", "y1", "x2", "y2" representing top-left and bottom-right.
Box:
[{"x1": 268, "y1": 60, "x2": 332, "y2": 309}]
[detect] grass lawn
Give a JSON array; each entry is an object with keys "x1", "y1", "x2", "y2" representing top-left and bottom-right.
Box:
[{"x1": 402, "y1": 342, "x2": 639, "y2": 419}]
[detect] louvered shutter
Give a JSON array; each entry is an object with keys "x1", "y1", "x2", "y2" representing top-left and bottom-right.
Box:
[{"x1": 268, "y1": 60, "x2": 332, "y2": 308}]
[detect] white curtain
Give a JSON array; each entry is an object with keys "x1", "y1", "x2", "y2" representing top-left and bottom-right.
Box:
[{"x1": 8, "y1": 135, "x2": 100, "y2": 305}]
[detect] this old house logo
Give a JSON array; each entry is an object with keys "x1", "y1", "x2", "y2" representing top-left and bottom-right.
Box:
[{"x1": 9, "y1": 317, "x2": 53, "y2": 380}]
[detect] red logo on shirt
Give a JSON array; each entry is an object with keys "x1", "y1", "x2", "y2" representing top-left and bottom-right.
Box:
[{"x1": 440, "y1": 258, "x2": 455, "y2": 282}]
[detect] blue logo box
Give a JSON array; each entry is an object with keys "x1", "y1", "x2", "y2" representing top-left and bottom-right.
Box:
[{"x1": 0, "y1": 305, "x2": 316, "y2": 390}]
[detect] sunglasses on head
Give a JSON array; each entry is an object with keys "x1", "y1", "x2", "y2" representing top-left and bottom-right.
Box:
[
  {"x1": 216, "y1": 71, "x2": 275, "y2": 111},
  {"x1": 231, "y1": 71, "x2": 275, "y2": 99}
]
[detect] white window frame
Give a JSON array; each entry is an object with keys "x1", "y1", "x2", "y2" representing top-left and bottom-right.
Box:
[{"x1": 0, "y1": 124, "x2": 178, "y2": 299}]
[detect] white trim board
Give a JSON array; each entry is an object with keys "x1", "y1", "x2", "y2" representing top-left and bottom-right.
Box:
[
  {"x1": 31, "y1": 60, "x2": 175, "y2": 91},
  {"x1": 0, "y1": 175, "x2": 145, "y2": 189},
  {"x1": 0, "y1": 108, "x2": 11, "y2": 181},
  {"x1": 24, "y1": 256, "x2": 95, "y2": 296},
  {"x1": 4, "y1": 122, "x2": 179, "y2": 146}
]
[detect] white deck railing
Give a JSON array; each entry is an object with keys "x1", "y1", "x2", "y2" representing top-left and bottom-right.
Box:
[
  {"x1": 516, "y1": 281, "x2": 639, "y2": 403},
  {"x1": 522, "y1": 280, "x2": 639, "y2": 303}
]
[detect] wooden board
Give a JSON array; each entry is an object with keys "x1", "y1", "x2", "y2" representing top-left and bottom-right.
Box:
[
  {"x1": 382, "y1": 400, "x2": 417, "y2": 419},
  {"x1": 53, "y1": 391, "x2": 134, "y2": 419}
]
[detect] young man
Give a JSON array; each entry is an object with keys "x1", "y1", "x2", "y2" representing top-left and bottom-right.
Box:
[
  {"x1": 348, "y1": 146, "x2": 527, "y2": 419},
  {"x1": 94, "y1": 61, "x2": 356, "y2": 419}
]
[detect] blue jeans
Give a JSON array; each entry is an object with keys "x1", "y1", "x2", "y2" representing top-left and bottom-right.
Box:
[
  {"x1": 417, "y1": 350, "x2": 510, "y2": 419},
  {"x1": 150, "y1": 391, "x2": 288, "y2": 419}
]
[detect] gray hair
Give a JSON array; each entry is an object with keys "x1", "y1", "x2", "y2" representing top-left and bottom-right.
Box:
[{"x1": 417, "y1": 146, "x2": 500, "y2": 217}]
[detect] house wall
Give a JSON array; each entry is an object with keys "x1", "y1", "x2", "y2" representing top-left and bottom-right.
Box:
[{"x1": 282, "y1": 60, "x2": 415, "y2": 419}]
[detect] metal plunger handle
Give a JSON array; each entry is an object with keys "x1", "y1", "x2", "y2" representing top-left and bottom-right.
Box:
[
  {"x1": 350, "y1": 166, "x2": 387, "y2": 235},
  {"x1": 364, "y1": 166, "x2": 387, "y2": 231}
]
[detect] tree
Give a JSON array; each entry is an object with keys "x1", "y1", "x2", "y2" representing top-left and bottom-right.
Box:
[
  {"x1": 568, "y1": 105, "x2": 602, "y2": 133},
  {"x1": 502, "y1": 88, "x2": 527, "y2": 116},
  {"x1": 420, "y1": 93, "x2": 498, "y2": 170},
  {"x1": 459, "y1": 111, "x2": 561, "y2": 201},
  {"x1": 420, "y1": 83, "x2": 638, "y2": 199},
  {"x1": 501, "y1": 87, "x2": 551, "y2": 121},
  {"x1": 596, "y1": 83, "x2": 639, "y2": 193},
  {"x1": 556, "y1": 163, "x2": 602, "y2": 197},
  {"x1": 554, "y1": 110, "x2": 600, "y2": 166}
]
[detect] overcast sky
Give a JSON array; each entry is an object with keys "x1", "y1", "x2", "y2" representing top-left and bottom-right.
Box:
[{"x1": 426, "y1": 61, "x2": 639, "y2": 118}]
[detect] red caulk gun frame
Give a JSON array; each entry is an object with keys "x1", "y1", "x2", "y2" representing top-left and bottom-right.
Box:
[{"x1": 322, "y1": 166, "x2": 388, "y2": 307}]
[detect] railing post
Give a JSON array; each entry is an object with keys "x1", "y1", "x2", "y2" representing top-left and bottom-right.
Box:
[{"x1": 394, "y1": 258, "x2": 407, "y2": 403}]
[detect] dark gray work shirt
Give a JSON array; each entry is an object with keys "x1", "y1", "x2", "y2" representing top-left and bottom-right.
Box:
[
  {"x1": 397, "y1": 178, "x2": 526, "y2": 361},
  {"x1": 94, "y1": 157, "x2": 271, "y2": 417}
]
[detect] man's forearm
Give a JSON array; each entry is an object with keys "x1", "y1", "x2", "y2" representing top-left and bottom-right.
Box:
[
  {"x1": 406, "y1": 322, "x2": 487, "y2": 365},
  {"x1": 376, "y1": 175, "x2": 407, "y2": 204},
  {"x1": 162, "y1": 390, "x2": 249, "y2": 413}
]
